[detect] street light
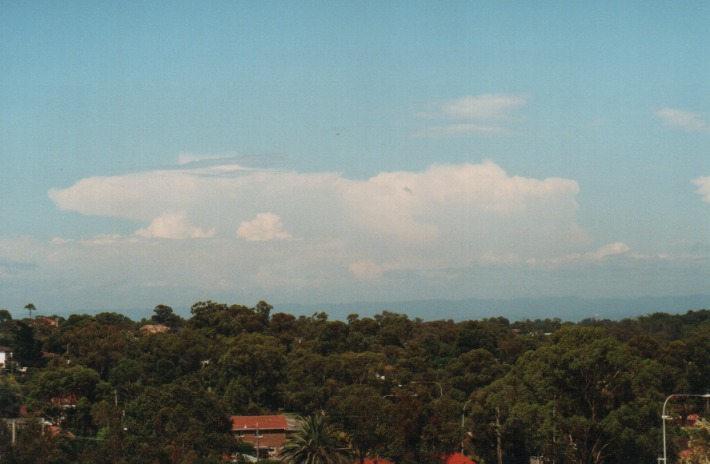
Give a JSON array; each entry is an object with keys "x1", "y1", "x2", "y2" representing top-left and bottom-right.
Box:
[
  {"x1": 411, "y1": 381, "x2": 443, "y2": 399},
  {"x1": 661, "y1": 393, "x2": 710, "y2": 464}
]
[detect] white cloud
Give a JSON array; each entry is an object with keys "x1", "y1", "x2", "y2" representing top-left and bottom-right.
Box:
[
  {"x1": 413, "y1": 124, "x2": 506, "y2": 137},
  {"x1": 48, "y1": 171, "x2": 200, "y2": 221},
  {"x1": 414, "y1": 94, "x2": 528, "y2": 137},
  {"x1": 439, "y1": 94, "x2": 528, "y2": 120},
  {"x1": 654, "y1": 108, "x2": 710, "y2": 133},
  {"x1": 2, "y1": 157, "x2": 706, "y2": 309},
  {"x1": 135, "y1": 211, "x2": 215, "y2": 239},
  {"x1": 583, "y1": 242, "x2": 630, "y2": 261},
  {"x1": 693, "y1": 177, "x2": 710, "y2": 203},
  {"x1": 349, "y1": 260, "x2": 384, "y2": 279},
  {"x1": 47, "y1": 163, "x2": 272, "y2": 222},
  {"x1": 42, "y1": 160, "x2": 601, "y2": 300},
  {"x1": 178, "y1": 152, "x2": 233, "y2": 165},
  {"x1": 527, "y1": 242, "x2": 630, "y2": 268},
  {"x1": 237, "y1": 213, "x2": 293, "y2": 241}
]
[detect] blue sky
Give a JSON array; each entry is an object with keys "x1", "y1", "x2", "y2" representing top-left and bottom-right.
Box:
[{"x1": 1, "y1": 1, "x2": 709, "y2": 316}]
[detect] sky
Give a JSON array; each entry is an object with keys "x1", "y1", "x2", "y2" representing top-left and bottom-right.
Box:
[{"x1": 1, "y1": 1, "x2": 709, "y2": 317}]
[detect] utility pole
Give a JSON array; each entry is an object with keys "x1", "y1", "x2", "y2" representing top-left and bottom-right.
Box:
[
  {"x1": 552, "y1": 400, "x2": 556, "y2": 464},
  {"x1": 256, "y1": 422, "x2": 260, "y2": 462},
  {"x1": 495, "y1": 407, "x2": 503, "y2": 464},
  {"x1": 461, "y1": 399, "x2": 472, "y2": 454}
]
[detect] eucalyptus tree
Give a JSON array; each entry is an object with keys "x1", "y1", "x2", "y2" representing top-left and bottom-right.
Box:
[
  {"x1": 24, "y1": 303, "x2": 36, "y2": 319},
  {"x1": 327, "y1": 384, "x2": 394, "y2": 463},
  {"x1": 470, "y1": 325, "x2": 664, "y2": 464},
  {"x1": 124, "y1": 378, "x2": 234, "y2": 463}
]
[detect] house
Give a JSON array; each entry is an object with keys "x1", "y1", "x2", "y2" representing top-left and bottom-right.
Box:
[
  {"x1": 441, "y1": 452, "x2": 477, "y2": 464},
  {"x1": 50, "y1": 394, "x2": 80, "y2": 408},
  {"x1": 139, "y1": 324, "x2": 170, "y2": 335},
  {"x1": 686, "y1": 413, "x2": 700, "y2": 427},
  {"x1": 36, "y1": 317, "x2": 59, "y2": 328},
  {"x1": 0, "y1": 346, "x2": 12, "y2": 368},
  {"x1": 230, "y1": 415, "x2": 295, "y2": 458},
  {"x1": 2, "y1": 418, "x2": 55, "y2": 445}
]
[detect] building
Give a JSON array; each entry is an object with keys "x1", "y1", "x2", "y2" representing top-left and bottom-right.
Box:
[
  {"x1": 139, "y1": 324, "x2": 170, "y2": 335},
  {"x1": 50, "y1": 394, "x2": 80, "y2": 409},
  {"x1": 36, "y1": 317, "x2": 59, "y2": 328},
  {"x1": 0, "y1": 346, "x2": 12, "y2": 368},
  {"x1": 230, "y1": 415, "x2": 296, "y2": 458}
]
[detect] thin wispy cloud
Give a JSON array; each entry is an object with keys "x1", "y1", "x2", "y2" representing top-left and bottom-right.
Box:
[
  {"x1": 527, "y1": 242, "x2": 631, "y2": 268},
  {"x1": 414, "y1": 94, "x2": 528, "y2": 137},
  {"x1": 414, "y1": 124, "x2": 507, "y2": 137},
  {"x1": 654, "y1": 108, "x2": 710, "y2": 133},
  {"x1": 439, "y1": 94, "x2": 528, "y2": 120},
  {"x1": 178, "y1": 153, "x2": 230, "y2": 165}
]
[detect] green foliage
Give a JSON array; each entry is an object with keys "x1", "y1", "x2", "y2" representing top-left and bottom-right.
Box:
[
  {"x1": 470, "y1": 325, "x2": 669, "y2": 464},
  {"x1": 151, "y1": 304, "x2": 184, "y2": 328},
  {"x1": 0, "y1": 376, "x2": 22, "y2": 417},
  {"x1": 58, "y1": 314, "x2": 134, "y2": 378},
  {"x1": 1, "y1": 301, "x2": 708, "y2": 463},
  {"x1": 218, "y1": 333, "x2": 286, "y2": 410},
  {"x1": 29, "y1": 364, "x2": 102, "y2": 402},
  {"x1": 279, "y1": 414, "x2": 354, "y2": 464},
  {"x1": 188, "y1": 300, "x2": 268, "y2": 337},
  {"x1": 327, "y1": 384, "x2": 394, "y2": 459},
  {"x1": 680, "y1": 418, "x2": 710, "y2": 464},
  {"x1": 12, "y1": 321, "x2": 44, "y2": 367},
  {"x1": 124, "y1": 378, "x2": 235, "y2": 463},
  {"x1": 24, "y1": 303, "x2": 36, "y2": 319},
  {"x1": 0, "y1": 419, "x2": 65, "y2": 464}
]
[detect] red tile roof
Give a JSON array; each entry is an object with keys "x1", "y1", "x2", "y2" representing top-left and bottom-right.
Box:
[
  {"x1": 357, "y1": 459, "x2": 396, "y2": 464},
  {"x1": 231, "y1": 415, "x2": 289, "y2": 431},
  {"x1": 140, "y1": 324, "x2": 170, "y2": 335},
  {"x1": 442, "y1": 452, "x2": 476, "y2": 464}
]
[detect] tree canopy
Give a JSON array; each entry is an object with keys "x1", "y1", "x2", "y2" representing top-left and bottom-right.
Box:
[{"x1": 0, "y1": 303, "x2": 707, "y2": 463}]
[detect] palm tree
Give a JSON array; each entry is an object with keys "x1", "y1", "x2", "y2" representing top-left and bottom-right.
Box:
[{"x1": 279, "y1": 415, "x2": 354, "y2": 464}]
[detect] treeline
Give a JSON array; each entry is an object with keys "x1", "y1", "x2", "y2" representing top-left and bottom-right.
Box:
[{"x1": 0, "y1": 302, "x2": 708, "y2": 463}]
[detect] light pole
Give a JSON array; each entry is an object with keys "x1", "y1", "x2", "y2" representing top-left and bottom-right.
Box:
[
  {"x1": 661, "y1": 393, "x2": 710, "y2": 464},
  {"x1": 461, "y1": 398, "x2": 473, "y2": 454}
]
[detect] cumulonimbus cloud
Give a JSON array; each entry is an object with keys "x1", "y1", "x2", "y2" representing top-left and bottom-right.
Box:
[{"x1": 46, "y1": 159, "x2": 589, "y2": 288}]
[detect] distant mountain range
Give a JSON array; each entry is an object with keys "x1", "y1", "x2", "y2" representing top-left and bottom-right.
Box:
[
  {"x1": 39, "y1": 294, "x2": 710, "y2": 323},
  {"x1": 278, "y1": 294, "x2": 710, "y2": 323}
]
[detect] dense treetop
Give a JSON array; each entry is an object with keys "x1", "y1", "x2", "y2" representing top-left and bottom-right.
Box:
[{"x1": 0, "y1": 302, "x2": 708, "y2": 463}]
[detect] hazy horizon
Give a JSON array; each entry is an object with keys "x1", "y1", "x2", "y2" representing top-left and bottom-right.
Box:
[{"x1": 10, "y1": 294, "x2": 709, "y2": 326}]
